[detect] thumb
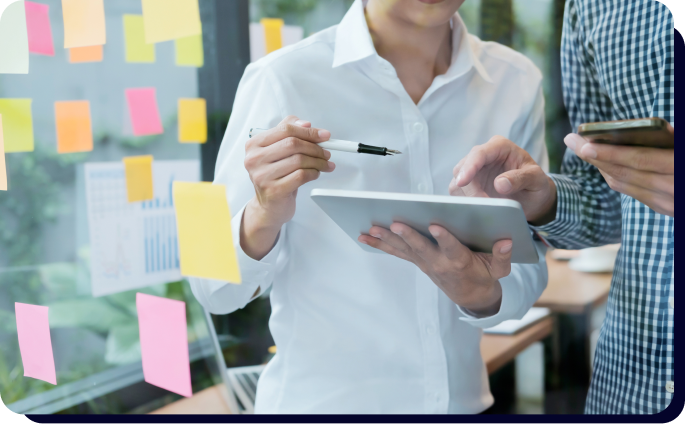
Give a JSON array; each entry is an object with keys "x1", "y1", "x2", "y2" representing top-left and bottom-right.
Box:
[
  {"x1": 490, "y1": 240, "x2": 513, "y2": 279},
  {"x1": 494, "y1": 165, "x2": 546, "y2": 195}
]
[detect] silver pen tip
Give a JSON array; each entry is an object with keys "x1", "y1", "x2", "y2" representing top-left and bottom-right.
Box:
[{"x1": 387, "y1": 149, "x2": 402, "y2": 155}]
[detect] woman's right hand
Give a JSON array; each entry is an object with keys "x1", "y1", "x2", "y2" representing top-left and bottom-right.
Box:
[{"x1": 241, "y1": 116, "x2": 335, "y2": 260}]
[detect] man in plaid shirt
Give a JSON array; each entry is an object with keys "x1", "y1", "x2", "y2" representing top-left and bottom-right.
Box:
[{"x1": 450, "y1": 0, "x2": 674, "y2": 414}]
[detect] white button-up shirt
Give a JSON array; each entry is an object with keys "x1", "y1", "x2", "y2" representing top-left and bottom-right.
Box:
[{"x1": 191, "y1": 0, "x2": 548, "y2": 414}]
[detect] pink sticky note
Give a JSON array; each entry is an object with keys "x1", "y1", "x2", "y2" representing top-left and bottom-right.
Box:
[
  {"x1": 125, "y1": 88, "x2": 163, "y2": 136},
  {"x1": 137, "y1": 293, "x2": 192, "y2": 397},
  {"x1": 15, "y1": 303, "x2": 57, "y2": 385},
  {"x1": 25, "y1": 1, "x2": 55, "y2": 56}
]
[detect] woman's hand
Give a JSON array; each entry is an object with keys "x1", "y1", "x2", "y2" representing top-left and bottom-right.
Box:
[
  {"x1": 358, "y1": 223, "x2": 513, "y2": 316},
  {"x1": 564, "y1": 130, "x2": 674, "y2": 217},
  {"x1": 241, "y1": 116, "x2": 335, "y2": 260}
]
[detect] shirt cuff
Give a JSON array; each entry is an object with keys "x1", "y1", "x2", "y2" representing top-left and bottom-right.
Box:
[
  {"x1": 457, "y1": 275, "x2": 523, "y2": 329},
  {"x1": 530, "y1": 173, "x2": 582, "y2": 243}
]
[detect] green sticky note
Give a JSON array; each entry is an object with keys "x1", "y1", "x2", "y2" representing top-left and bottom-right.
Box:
[
  {"x1": 123, "y1": 15, "x2": 155, "y2": 63},
  {"x1": 175, "y1": 34, "x2": 203, "y2": 67},
  {"x1": 0, "y1": 1, "x2": 29, "y2": 74},
  {"x1": 0, "y1": 99, "x2": 34, "y2": 153}
]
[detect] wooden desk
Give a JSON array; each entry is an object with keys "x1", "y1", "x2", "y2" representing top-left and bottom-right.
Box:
[
  {"x1": 151, "y1": 385, "x2": 233, "y2": 415},
  {"x1": 535, "y1": 255, "x2": 612, "y2": 314},
  {"x1": 481, "y1": 316, "x2": 554, "y2": 375}
]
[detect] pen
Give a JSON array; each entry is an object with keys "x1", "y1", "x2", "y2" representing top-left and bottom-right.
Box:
[{"x1": 249, "y1": 128, "x2": 402, "y2": 156}]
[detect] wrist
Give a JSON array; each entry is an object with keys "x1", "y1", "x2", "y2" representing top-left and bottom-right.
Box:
[
  {"x1": 460, "y1": 281, "x2": 502, "y2": 318},
  {"x1": 241, "y1": 198, "x2": 284, "y2": 260},
  {"x1": 528, "y1": 176, "x2": 558, "y2": 226}
]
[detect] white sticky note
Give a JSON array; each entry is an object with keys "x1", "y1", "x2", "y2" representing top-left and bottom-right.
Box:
[{"x1": 0, "y1": 1, "x2": 29, "y2": 74}]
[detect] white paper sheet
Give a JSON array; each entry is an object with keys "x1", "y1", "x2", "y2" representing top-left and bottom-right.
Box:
[
  {"x1": 483, "y1": 307, "x2": 551, "y2": 335},
  {"x1": 0, "y1": 1, "x2": 29, "y2": 74},
  {"x1": 85, "y1": 160, "x2": 200, "y2": 297}
]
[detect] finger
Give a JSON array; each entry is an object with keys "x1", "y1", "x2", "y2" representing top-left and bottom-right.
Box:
[
  {"x1": 368, "y1": 226, "x2": 414, "y2": 256},
  {"x1": 599, "y1": 170, "x2": 674, "y2": 215},
  {"x1": 592, "y1": 162, "x2": 673, "y2": 195},
  {"x1": 390, "y1": 223, "x2": 440, "y2": 262},
  {"x1": 262, "y1": 136, "x2": 332, "y2": 162},
  {"x1": 358, "y1": 235, "x2": 414, "y2": 262},
  {"x1": 428, "y1": 225, "x2": 471, "y2": 263},
  {"x1": 262, "y1": 154, "x2": 335, "y2": 180},
  {"x1": 274, "y1": 168, "x2": 321, "y2": 193},
  {"x1": 454, "y1": 136, "x2": 511, "y2": 187},
  {"x1": 258, "y1": 116, "x2": 331, "y2": 147},
  {"x1": 493, "y1": 165, "x2": 549, "y2": 195},
  {"x1": 489, "y1": 239, "x2": 513, "y2": 280}
]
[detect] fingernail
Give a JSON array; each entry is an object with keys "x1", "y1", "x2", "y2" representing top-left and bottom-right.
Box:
[
  {"x1": 429, "y1": 227, "x2": 440, "y2": 238},
  {"x1": 391, "y1": 228, "x2": 403, "y2": 236},
  {"x1": 295, "y1": 119, "x2": 309, "y2": 126},
  {"x1": 455, "y1": 172, "x2": 463, "y2": 186},
  {"x1": 580, "y1": 143, "x2": 597, "y2": 159},
  {"x1": 359, "y1": 239, "x2": 368, "y2": 245},
  {"x1": 495, "y1": 177, "x2": 512, "y2": 194},
  {"x1": 327, "y1": 161, "x2": 336, "y2": 171},
  {"x1": 564, "y1": 133, "x2": 582, "y2": 150},
  {"x1": 500, "y1": 242, "x2": 513, "y2": 254},
  {"x1": 370, "y1": 233, "x2": 382, "y2": 239},
  {"x1": 318, "y1": 129, "x2": 331, "y2": 140},
  {"x1": 324, "y1": 150, "x2": 332, "y2": 160}
]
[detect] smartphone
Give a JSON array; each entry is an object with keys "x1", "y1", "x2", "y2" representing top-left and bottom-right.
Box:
[{"x1": 578, "y1": 117, "x2": 673, "y2": 149}]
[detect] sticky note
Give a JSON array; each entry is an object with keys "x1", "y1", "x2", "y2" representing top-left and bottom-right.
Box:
[
  {"x1": 124, "y1": 15, "x2": 155, "y2": 63},
  {"x1": 0, "y1": 1, "x2": 29, "y2": 74},
  {"x1": 25, "y1": 1, "x2": 54, "y2": 56},
  {"x1": 137, "y1": 293, "x2": 192, "y2": 398},
  {"x1": 125, "y1": 88, "x2": 163, "y2": 136},
  {"x1": 0, "y1": 99, "x2": 34, "y2": 152},
  {"x1": 261, "y1": 18, "x2": 283, "y2": 54},
  {"x1": 69, "y1": 44, "x2": 103, "y2": 63},
  {"x1": 123, "y1": 155, "x2": 154, "y2": 202},
  {"x1": 55, "y1": 101, "x2": 93, "y2": 153},
  {"x1": 141, "y1": 0, "x2": 202, "y2": 44},
  {"x1": 175, "y1": 34, "x2": 203, "y2": 67},
  {"x1": 173, "y1": 182, "x2": 241, "y2": 283},
  {"x1": 62, "y1": 0, "x2": 106, "y2": 48},
  {"x1": 178, "y1": 98, "x2": 206, "y2": 143},
  {"x1": 0, "y1": 115, "x2": 7, "y2": 191},
  {"x1": 15, "y1": 303, "x2": 57, "y2": 385}
]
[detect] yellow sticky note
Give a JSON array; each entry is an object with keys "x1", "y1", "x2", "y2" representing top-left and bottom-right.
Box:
[
  {"x1": 123, "y1": 15, "x2": 155, "y2": 63},
  {"x1": 141, "y1": 0, "x2": 202, "y2": 44},
  {"x1": 175, "y1": 34, "x2": 203, "y2": 67},
  {"x1": 173, "y1": 182, "x2": 241, "y2": 283},
  {"x1": 69, "y1": 45, "x2": 103, "y2": 63},
  {"x1": 0, "y1": 115, "x2": 7, "y2": 191},
  {"x1": 62, "y1": 0, "x2": 106, "y2": 48},
  {"x1": 55, "y1": 101, "x2": 93, "y2": 153},
  {"x1": 0, "y1": 99, "x2": 34, "y2": 153},
  {"x1": 123, "y1": 155, "x2": 154, "y2": 202},
  {"x1": 178, "y1": 98, "x2": 207, "y2": 143},
  {"x1": 261, "y1": 18, "x2": 283, "y2": 54}
]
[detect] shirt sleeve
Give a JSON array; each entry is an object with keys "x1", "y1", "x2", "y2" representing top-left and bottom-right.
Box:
[
  {"x1": 189, "y1": 63, "x2": 289, "y2": 315},
  {"x1": 530, "y1": 0, "x2": 622, "y2": 249}
]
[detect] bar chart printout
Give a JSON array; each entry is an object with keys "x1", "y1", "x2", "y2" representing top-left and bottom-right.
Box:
[{"x1": 85, "y1": 160, "x2": 200, "y2": 297}]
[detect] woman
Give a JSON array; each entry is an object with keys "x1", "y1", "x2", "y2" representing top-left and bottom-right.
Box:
[{"x1": 191, "y1": 0, "x2": 548, "y2": 414}]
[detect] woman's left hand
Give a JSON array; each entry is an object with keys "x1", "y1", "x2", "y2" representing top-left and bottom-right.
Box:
[{"x1": 358, "y1": 223, "x2": 513, "y2": 317}]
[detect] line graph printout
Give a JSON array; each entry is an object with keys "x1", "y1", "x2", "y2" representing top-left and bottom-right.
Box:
[{"x1": 85, "y1": 160, "x2": 200, "y2": 297}]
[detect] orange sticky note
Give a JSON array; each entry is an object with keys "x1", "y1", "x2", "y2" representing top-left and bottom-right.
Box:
[
  {"x1": 55, "y1": 101, "x2": 93, "y2": 153},
  {"x1": 261, "y1": 18, "x2": 283, "y2": 54},
  {"x1": 123, "y1": 155, "x2": 154, "y2": 202},
  {"x1": 178, "y1": 98, "x2": 206, "y2": 143},
  {"x1": 69, "y1": 45, "x2": 103, "y2": 63},
  {"x1": 62, "y1": 0, "x2": 106, "y2": 48},
  {"x1": 0, "y1": 115, "x2": 7, "y2": 191}
]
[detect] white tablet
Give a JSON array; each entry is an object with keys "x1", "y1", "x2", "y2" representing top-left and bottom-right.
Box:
[{"x1": 310, "y1": 189, "x2": 539, "y2": 264}]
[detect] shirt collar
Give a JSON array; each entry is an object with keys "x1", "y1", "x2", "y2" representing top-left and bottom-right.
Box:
[{"x1": 332, "y1": 0, "x2": 494, "y2": 84}]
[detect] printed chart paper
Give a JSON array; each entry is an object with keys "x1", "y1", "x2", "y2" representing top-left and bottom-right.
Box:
[
  {"x1": 0, "y1": 1, "x2": 29, "y2": 74},
  {"x1": 175, "y1": 34, "x2": 203, "y2": 67},
  {"x1": 141, "y1": 0, "x2": 201, "y2": 44},
  {"x1": 85, "y1": 160, "x2": 200, "y2": 297},
  {"x1": 62, "y1": 0, "x2": 106, "y2": 48},
  {"x1": 123, "y1": 155, "x2": 154, "y2": 202},
  {"x1": 173, "y1": 182, "x2": 241, "y2": 283},
  {"x1": 0, "y1": 99, "x2": 34, "y2": 152},
  {"x1": 137, "y1": 293, "x2": 192, "y2": 397},
  {"x1": 25, "y1": 1, "x2": 54, "y2": 56},
  {"x1": 15, "y1": 303, "x2": 57, "y2": 385},
  {"x1": 69, "y1": 44, "x2": 103, "y2": 63},
  {"x1": 125, "y1": 88, "x2": 163, "y2": 136},
  {"x1": 178, "y1": 98, "x2": 206, "y2": 143},
  {"x1": 124, "y1": 14, "x2": 155, "y2": 63},
  {"x1": 55, "y1": 100, "x2": 93, "y2": 153},
  {"x1": 249, "y1": 22, "x2": 303, "y2": 62},
  {"x1": 0, "y1": 115, "x2": 7, "y2": 190}
]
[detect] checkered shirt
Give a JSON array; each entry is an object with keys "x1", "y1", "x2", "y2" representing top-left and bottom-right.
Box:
[{"x1": 534, "y1": 0, "x2": 675, "y2": 414}]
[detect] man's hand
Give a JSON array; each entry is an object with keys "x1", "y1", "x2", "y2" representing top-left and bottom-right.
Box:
[
  {"x1": 564, "y1": 129, "x2": 674, "y2": 217},
  {"x1": 449, "y1": 136, "x2": 558, "y2": 225},
  {"x1": 358, "y1": 223, "x2": 513, "y2": 316}
]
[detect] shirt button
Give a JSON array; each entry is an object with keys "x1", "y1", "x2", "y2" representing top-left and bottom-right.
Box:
[
  {"x1": 413, "y1": 122, "x2": 424, "y2": 133},
  {"x1": 666, "y1": 381, "x2": 674, "y2": 393},
  {"x1": 669, "y1": 297, "x2": 674, "y2": 309},
  {"x1": 537, "y1": 230, "x2": 549, "y2": 237}
]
